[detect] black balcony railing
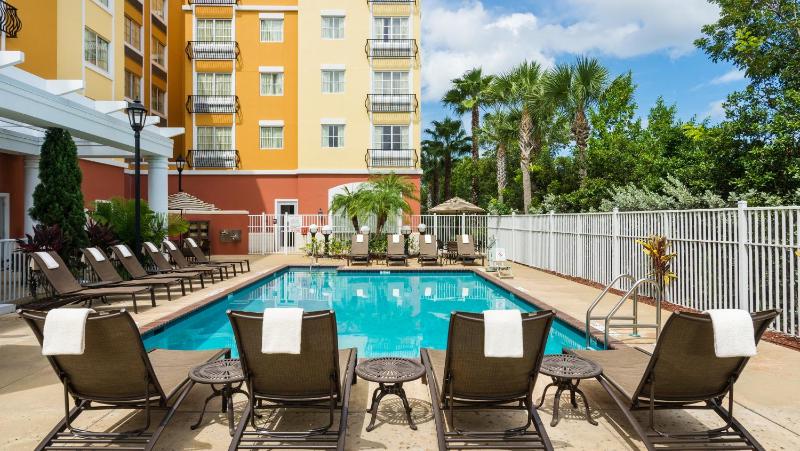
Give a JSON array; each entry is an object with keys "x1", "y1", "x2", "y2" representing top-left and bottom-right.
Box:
[
  {"x1": 367, "y1": 0, "x2": 416, "y2": 4},
  {"x1": 188, "y1": 149, "x2": 240, "y2": 169},
  {"x1": 366, "y1": 94, "x2": 418, "y2": 113},
  {"x1": 366, "y1": 39, "x2": 418, "y2": 59},
  {"x1": 188, "y1": 0, "x2": 238, "y2": 5},
  {"x1": 186, "y1": 95, "x2": 239, "y2": 114},
  {"x1": 366, "y1": 149, "x2": 418, "y2": 168},
  {"x1": 0, "y1": 0, "x2": 21, "y2": 38},
  {"x1": 186, "y1": 41, "x2": 240, "y2": 60}
]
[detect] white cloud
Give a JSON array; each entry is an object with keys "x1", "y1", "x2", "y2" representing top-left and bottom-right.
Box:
[
  {"x1": 422, "y1": 0, "x2": 720, "y2": 102},
  {"x1": 704, "y1": 99, "x2": 726, "y2": 120},
  {"x1": 710, "y1": 69, "x2": 746, "y2": 85}
]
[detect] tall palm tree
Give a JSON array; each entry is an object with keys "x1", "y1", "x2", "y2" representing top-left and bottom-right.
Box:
[
  {"x1": 480, "y1": 110, "x2": 517, "y2": 204},
  {"x1": 330, "y1": 186, "x2": 365, "y2": 230},
  {"x1": 544, "y1": 56, "x2": 609, "y2": 183},
  {"x1": 362, "y1": 173, "x2": 418, "y2": 234},
  {"x1": 422, "y1": 118, "x2": 470, "y2": 201},
  {"x1": 421, "y1": 139, "x2": 443, "y2": 208},
  {"x1": 442, "y1": 68, "x2": 495, "y2": 204}
]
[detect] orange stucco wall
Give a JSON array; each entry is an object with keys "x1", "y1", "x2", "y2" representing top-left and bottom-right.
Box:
[
  {"x1": 178, "y1": 213, "x2": 249, "y2": 256},
  {"x1": 79, "y1": 160, "x2": 128, "y2": 207}
]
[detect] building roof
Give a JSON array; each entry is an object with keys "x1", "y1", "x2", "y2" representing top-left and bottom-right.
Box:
[{"x1": 168, "y1": 192, "x2": 219, "y2": 211}]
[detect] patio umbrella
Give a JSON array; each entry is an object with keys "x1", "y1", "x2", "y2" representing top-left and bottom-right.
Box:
[
  {"x1": 428, "y1": 197, "x2": 485, "y2": 214},
  {"x1": 167, "y1": 192, "x2": 219, "y2": 212}
]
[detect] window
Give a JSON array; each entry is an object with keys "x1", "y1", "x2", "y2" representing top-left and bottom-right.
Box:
[
  {"x1": 84, "y1": 28, "x2": 109, "y2": 71},
  {"x1": 124, "y1": 71, "x2": 141, "y2": 101},
  {"x1": 373, "y1": 17, "x2": 409, "y2": 39},
  {"x1": 124, "y1": 16, "x2": 141, "y2": 51},
  {"x1": 152, "y1": 0, "x2": 166, "y2": 21},
  {"x1": 196, "y1": 127, "x2": 232, "y2": 150},
  {"x1": 196, "y1": 19, "x2": 232, "y2": 41},
  {"x1": 94, "y1": 0, "x2": 110, "y2": 8},
  {"x1": 373, "y1": 125, "x2": 409, "y2": 150},
  {"x1": 260, "y1": 126, "x2": 284, "y2": 149},
  {"x1": 373, "y1": 71, "x2": 409, "y2": 94},
  {"x1": 152, "y1": 39, "x2": 166, "y2": 67},
  {"x1": 321, "y1": 70, "x2": 345, "y2": 93},
  {"x1": 321, "y1": 16, "x2": 344, "y2": 39},
  {"x1": 260, "y1": 19, "x2": 284, "y2": 42},
  {"x1": 196, "y1": 73, "x2": 232, "y2": 95},
  {"x1": 322, "y1": 125, "x2": 345, "y2": 148},
  {"x1": 260, "y1": 72, "x2": 284, "y2": 96},
  {"x1": 151, "y1": 87, "x2": 166, "y2": 115}
]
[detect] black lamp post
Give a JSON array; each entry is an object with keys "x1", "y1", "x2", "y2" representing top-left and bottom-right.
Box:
[
  {"x1": 175, "y1": 154, "x2": 186, "y2": 192},
  {"x1": 127, "y1": 100, "x2": 148, "y2": 260}
]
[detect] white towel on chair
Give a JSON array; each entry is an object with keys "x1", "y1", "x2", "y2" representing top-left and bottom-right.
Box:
[
  {"x1": 483, "y1": 310, "x2": 523, "y2": 358},
  {"x1": 356, "y1": 234, "x2": 364, "y2": 243},
  {"x1": 144, "y1": 242, "x2": 160, "y2": 253},
  {"x1": 392, "y1": 234, "x2": 400, "y2": 243},
  {"x1": 703, "y1": 309, "x2": 757, "y2": 358},
  {"x1": 114, "y1": 245, "x2": 132, "y2": 258},
  {"x1": 424, "y1": 235, "x2": 432, "y2": 244},
  {"x1": 462, "y1": 234, "x2": 470, "y2": 244},
  {"x1": 262, "y1": 308, "x2": 304, "y2": 354},
  {"x1": 42, "y1": 308, "x2": 95, "y2": 355},
  {"x1": 87, "y1": 247, "x2": 106, "y2": 262},
  {"x1": 35, "y1": 252, "x2": 59, "y2": 269},
  {"x1": 162, "y1": 240, "x2": 178, "y2": 251},
  {"x1": 187, "y1": 238, "x2": 199, "y2": 248}
]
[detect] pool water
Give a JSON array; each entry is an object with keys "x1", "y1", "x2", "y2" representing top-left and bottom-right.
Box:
[{"x1": 143, "y1": 269, "x2": 600, "y2": 358}]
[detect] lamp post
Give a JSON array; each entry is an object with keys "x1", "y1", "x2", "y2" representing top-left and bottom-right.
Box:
[
  {"x1": 322, "y1": 224, "x2": 332, "y2": 257},
  {"x1": 309, "y1": 224, "x2": 319, "y2": 263},
  {"x1": 175, "y1": 155, "x2": 186, "y2": 192},
  {"x1": 401, "y1": 224, "x2": 411, "y2": 255},
  {"x1": 127, "y1": 100, "x2": 147, "y2": 260}
]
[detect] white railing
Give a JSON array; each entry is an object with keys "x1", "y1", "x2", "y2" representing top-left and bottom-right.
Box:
[{"x1": 0, "y1": 239, "x2": 28, "y2": 304}]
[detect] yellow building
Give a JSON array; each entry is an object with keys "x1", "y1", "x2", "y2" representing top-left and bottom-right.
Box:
[{"x1": 168, "y1": 0, "x2": 422, "y2": 216}]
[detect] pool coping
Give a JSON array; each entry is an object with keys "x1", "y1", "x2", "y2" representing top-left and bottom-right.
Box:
[{"x1": 138, "y1": 264, "x2": 620, "y2": 350}]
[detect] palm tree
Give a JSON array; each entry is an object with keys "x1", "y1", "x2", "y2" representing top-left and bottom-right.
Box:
[
  {"x1": 545, "y1": 56, "x2": 608, "y2": 183},
  {"x1": 480, "y1": 110, "x2": 517, "y2": 204},
  {"x1": 442, "y1": 68, "x2": 495, "y2": 204},
  {"x1": 421, "y1": 139, "x2": 443, "y2": 208},
  {"x1": 361, "y1": 173, "x2": 418, "y2": 234},
  {"x1": 422, "y1": 118, "x2": 470, "y2": 201},
  {"x1": 330, "y1": 186, "x2": 365, "y2": 230}
]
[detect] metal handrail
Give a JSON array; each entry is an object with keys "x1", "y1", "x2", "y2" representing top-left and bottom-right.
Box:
[
  {"x1": 585, "y1": 274, "x2": 662, "y2": 348},
  {"x1": 365, "y1": 39, "x2": 418, "y2": 58},
  {"x1": 365, "y1": 94, "x2": 418, "y2": 113},
  {"x1": 0, "y1": 0, "x2": 21, "y2": 38},
  {"x1": 185, "y1": 41, "x2": 240, "y2": 60},
  {"x1": 188, "y1": 0, "x2": 238, "y2": 4},
  {"x1": 365, "y1": 148, "x2": 418, "y2": 168},
  {"x1": 186, "y1": 95, "x2": 240, "y2": 114},
  {"x1": 187, "y1": 149, "x2": 240, "y2": 169}
]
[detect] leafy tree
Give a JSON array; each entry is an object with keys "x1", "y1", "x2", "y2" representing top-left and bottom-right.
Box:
[
  {"x1": 360, "y1": 173, "x2": 417, "y2": 234},
  {"x1": 422, "y1": 118, "x2": 470, "y2": 203},
  {"x1": 89, "y1": 197, "x2": 167, "y2": 248},
  {"x1": 330, "y1": 186, "x2": 366, "y2": 230},
  {"x1": 29, "y1": 128, "x2": 87, "y2": 265},
  {"x1": 480, "y1": 110, "x2": 517, "y2": 204}
]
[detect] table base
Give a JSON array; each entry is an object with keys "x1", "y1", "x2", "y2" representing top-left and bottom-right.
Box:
[
  {"x1": 190, "y1": 382, "x2": 248, "y2": 436},
  {"x1": 366, "y1": 382, "x2": 415, "y2": 432},
  {"x1": 536, "y1": 377, "x2": 597, "y2": 427}
]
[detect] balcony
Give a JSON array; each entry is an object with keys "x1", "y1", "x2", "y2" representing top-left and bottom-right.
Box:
[
  {"x1": 366, "y1": 94, "x2": 418, "y2": 113},
  {"x1": 186, "y1": 95, "x2": 240, "y2": 114},
  {"x1": 367, "y1": 0, "x2": 416, "y2": 4},
  {"x1": 366, "y1": 39, "x2": 418, "y2": 59},
  {"x1": 366, "y1": 149, "x2": 418, "y2": 169},
  {"x1": 188, "y1": 149, "x2": 240, "y2": 169},
  {"x1": 185, "y1": 41, "x2": 240, "y2": 60},
  {"x1": 0, "y1": 0, "x2": 21, "y2": 38},
  {"x1": 188, "y1": 0, "x2": 238, "y2": 4}
]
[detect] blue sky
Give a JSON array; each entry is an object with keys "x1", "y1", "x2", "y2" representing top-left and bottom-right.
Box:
[{"x1": 420, "y1": 0, "x2": 747, "y2": 132}]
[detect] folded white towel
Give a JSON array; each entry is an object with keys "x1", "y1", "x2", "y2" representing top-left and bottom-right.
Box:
[
  {"x1": 462, "y1": 234, "x2": 470, "y2": 244},
  {"x1": 392, "y1": 288, "x2": 400, "y2": 297},
  {"x1": 42, "y1": 308, "x2": 95, "y2": 355},
  {"x1": 356, "y1": 234, "x2": 364, "y2": 243},
  {"x1": 392, "y1": 234, "x2": 400, "y2": 243},
  {"x1": 703, "y1": 309, "x2": 757, "y2": 358},
  {"x1": 483, "y1": 310, "x2": 524, "y2": 358},
  {"x1": 163, "y1": 240, "x2": 178, "y2": 251},
  {"x1": 424, "y1": 235, "x2": 432, "y2": 244},
  {"x1": 35, "y1": 252, "x2": 59, "y2": 269},
  {"x1": 356, "y1": 288, "x2": 365, "y2": 298},
  {"x1": 262, "y1": 308, "x2": 304, "y2": 354},
  {"x1": 87, "y1": 247, "x2": 106, "y2": 262},
  {"x1": 114, "y1": 245, "x2": 132, "y2": 258},
  {"x1": 144, "y1": 242, "x2": 159, "y2": 253},
  {"x1": 186, "y1": 237, "x2": 198, "y2": 248},
  {"x1": 424, "y1": 287, "x2": 432, "y2": 297}
]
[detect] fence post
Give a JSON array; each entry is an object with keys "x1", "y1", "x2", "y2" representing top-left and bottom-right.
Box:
[
  {"x1": 548, "y1": 211, "x2": 555, "y2": 270},
  {"x1": 511, "y1": 212, "x2": 516, "y2": 262},
  {"x1": 461, "y1": 212, "x2": 466, "y2": 235},
  {"x1": 737, "y1": 201, "x2": 750, "y2": 311},
  {"x1": 612, "y1": 207, "x2": 620, "y2": 280},
  {"x1": 261, "y1": 212, "x2": 267, "y2": 255},
  {"x1": 433, "y1": 213, "x2": 438, "y2": 238},
  {"x1": 283, "y1": 212, "x2": 289, "y2": 255}
]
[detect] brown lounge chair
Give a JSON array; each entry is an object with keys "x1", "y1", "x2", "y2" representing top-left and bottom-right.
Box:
[
  {"x1": 347, "y1": 234, "x2": 370, "y2": 266},
  {"x1": 456, "y1": 235, "x2": 484, "y2": 266},
  {"x1": 227, "y1": 310, "x2": 357, "y2": 450},
  {"x1": 184, "y1": 238, "x2": 251, "y2": 273},
  {"x1": 81, "y1": 247, "x2": 185, "y2": 301},
  {"x1": 18, "y1": 309, "x2": 227, "y2": 451},
  {"x1": 571, "y1": 309, "x2": 780, "y2": 451},
  {"x1": 418, "y1": 235, "x2": 440, "y2": 266},
  {"x1": 142, "y1": 241, "x2": 221, "y2": 283},
  {"x1": 162, "y1": 240, "x2": 231, "y2": 279},
  {"x1": 386, "y1": 234, "x2": 407, "y2": 266},
  {"x1": 421, "y1": 310, "x2": 555, "y2": 450},
  {"x1": 31, "y1": 251, "x2": 153, "y2": 313},
  {"x1": 111, "y1": 244, "x2": 206, "y2": 290}
]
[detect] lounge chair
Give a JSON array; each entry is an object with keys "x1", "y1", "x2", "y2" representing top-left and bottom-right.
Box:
[
  {"x1": 82, "y1": 247, "x2": 185, "y2": 301},
  {"x1": 18, "y1": 309, "x2": 227, "y2": 451},
  {"x1": 184, "y1": 237, "x2": 250, "y2": 273},
  {"x1": 347, "y1": 234, "x2": 370, "y2": 266},
  {"x1": 111, "y1": 244, "x2": 206, "y2": 290},
  {"x1": 227, "y1": 309, "x2": 357, "y2": 450},
  {"x1": 421, "y1": 310, "x2": 555, "y2": 450},
  {"x1": 162, "y1": 240, "x2": 232, "y2": 279},
  {"x1": 386, "y1": 234, "x2": 407, "y2": 266},
  {"x1": 571, "y1": 309, "x2": 780, "y2": 451},
  {"x1": 31, "y1": 251, "x2": 153, "y2": 313},
  {"x1": 456, "y1": 234, "x2": 484, "y2": 266},
  {"x1": 418, "y1": 235, "x2": 440, "y2": 266},
  {"x1": 142, "y1": 241, "x2": 221, "y2": 283}
]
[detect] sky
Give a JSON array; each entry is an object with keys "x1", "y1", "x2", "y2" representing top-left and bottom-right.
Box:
[{"x1": 420, "y1": 0, "x2": 747, "y2": 132}]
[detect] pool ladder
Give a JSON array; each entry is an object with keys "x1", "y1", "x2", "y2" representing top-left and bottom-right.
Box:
[{"x1": 585, "y1": 274, "x2": 663, "y2": 348}]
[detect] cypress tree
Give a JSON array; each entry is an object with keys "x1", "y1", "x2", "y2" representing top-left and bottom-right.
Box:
[{"x1": 29, "y1": 128, "x2": 87, "y2": 265}]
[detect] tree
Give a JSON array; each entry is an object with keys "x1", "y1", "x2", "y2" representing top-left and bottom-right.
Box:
[
  {"x1": 361, "y1": 173, "x2": 417, "y2": 234},
  {"x1": 29, "y1": 128, "x2": 87, "y2": 265},
  {"x1": 89, "y1": 197, "x2": 167, "y2": 247},
  {"x1": 545, "y1": 56, "x2": 609, "y2": 183},
  {"x1": 480, "y1": 110, "x2": 517, "y2": 204},
  {"x1": 422, "y1": 118, "x2": 471, "y2": 201},
  {"x1": 330, "y1": 186, "x2": 365, "y2": 231},
  {"x1": 442, "y1": 68, "x2": 495, "y2": 203}
]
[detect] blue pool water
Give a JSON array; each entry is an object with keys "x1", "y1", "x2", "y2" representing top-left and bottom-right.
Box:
[{"x1": 143, "y1": 269, "x2": 600, "y2": 358}]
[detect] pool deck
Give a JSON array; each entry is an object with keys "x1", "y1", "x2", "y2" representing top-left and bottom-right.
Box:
[{"x1": 1, "y1": 254, "x2": 799, "y2": 450}]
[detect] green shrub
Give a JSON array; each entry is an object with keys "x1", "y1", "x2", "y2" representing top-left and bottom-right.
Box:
[{"x1": 89, "y1": 197, "x2": 167, "y2": 246}]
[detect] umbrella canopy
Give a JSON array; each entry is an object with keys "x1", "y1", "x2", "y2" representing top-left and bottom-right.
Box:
[
  {"x1": 167, "y1": 192, "x2": 219, "y2": 211},
  {"x1": 428, "y1": 197, "x2": 485, "y2": 214}
]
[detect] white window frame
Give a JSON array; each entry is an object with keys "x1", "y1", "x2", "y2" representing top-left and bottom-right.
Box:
[
  {"x1": 84, "y1": 28, "x2": 110, "y2": 73},
  {"x1": 321, "y1": 69, "x2": 345, "y2": 94},
  {"x1": 259, "y1": 123, "x2": 284, "y2": 149},
  {"x1": 124, "y1": 70, "x2": 142, "y2": 101},
  {"x1": 195, "y1": 126, "x2": 233, "y2": 150},
  {"x1": 321, "y1": 15, "x2": 345, "y2": 40},
  {"x1": 196, "y1": 19, "x2": 233, "y2": 42},
  {"x1": 260, "y1": 17, "x2": 284, "y2": 43},
  {"x1": 321, "y1": 124, "x2": 345, "y2": 148},
  {"x1": 259, "y1": 68, "x2": 284, "y2": 96},
  {"x1": 151, "y1": 86, "x2": 166, "y2": 116},
  {"x1": 373, "y1": 16, "x2": 410, "y2": 39},
  {"x1": 373, "y1": 71, "x2": 410, "y2": 94},
  {"x1": 124, "y1": 16, "x2": 142, "y2": 53},
  {"x1": 152, "y1": 38, "x2": 167, "y2": 68},
  {"x1": 373, "y1": 125, "x2": 410, "y2": 150},
  {"x1": 152, "y1": 0, "x2": 167, "y2": 22},
  {"x1": 195, "y1": 72, "x2": 232, "y2": 96}
]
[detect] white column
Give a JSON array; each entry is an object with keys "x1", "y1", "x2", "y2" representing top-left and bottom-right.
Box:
[
  {"x1": 146, "y1": 155, "x2": 169, "y2": 217},
  {"x1": 23, "y1": 156, "x2": 40, "y2": 234}
]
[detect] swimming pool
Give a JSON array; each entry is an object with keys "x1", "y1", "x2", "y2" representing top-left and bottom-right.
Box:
[{"x1": 143, "y1": 268, "x2": 601, "y2": 358}]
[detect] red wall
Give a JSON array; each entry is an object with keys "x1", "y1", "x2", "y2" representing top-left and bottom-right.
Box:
[
  {"x1": 178, "y1": 213, "x2": 249, "y2": 255},
  {"x1": 0, "y1": 154, "x2": 25, "y2": 237},
  {"x1": 79, "y1": 160, "x2": 127, "y2": 207}
]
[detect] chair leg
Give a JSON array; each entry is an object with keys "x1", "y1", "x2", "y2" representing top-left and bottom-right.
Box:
[
  {"x1": 180, "y1": 279, "x2": 186, "y2": 296},
  {"x1": 131, "y1": 293, "x2": 138, "y2": 314},
  {"x1": 166, "y1": 285, "x2": 172, "y2": 302},
  {"x1": 150, "y1": 287, "x2": 157, "y2": 307}
]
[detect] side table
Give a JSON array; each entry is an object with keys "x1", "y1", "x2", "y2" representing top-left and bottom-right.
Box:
[
  {"x1": 188, "y1": 358, "x2": 248, "y2": 436},
  {"x1": 536, "y1": 354, "x2": 602, "y2": 427},
  {"x1": 355, "y1": 357, "x2": 425, "y2": 432}
]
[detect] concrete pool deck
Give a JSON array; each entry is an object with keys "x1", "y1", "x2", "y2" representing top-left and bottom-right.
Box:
[{"x1": 1, "y1": 254, "x2": 799, "y2": 450}]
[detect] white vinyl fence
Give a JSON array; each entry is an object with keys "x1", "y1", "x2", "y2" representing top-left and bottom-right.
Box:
[
  {"x1": 1, "y1": 239, "x2": 30, "y2": 304},
  {"x1": 489, "y1": 201, "x2": 800, "y2": 338}
]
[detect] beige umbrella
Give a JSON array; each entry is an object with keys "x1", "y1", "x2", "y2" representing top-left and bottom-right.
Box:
[{"x1": 428, "y1": 197, "x2": 485, "y2": 214}]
